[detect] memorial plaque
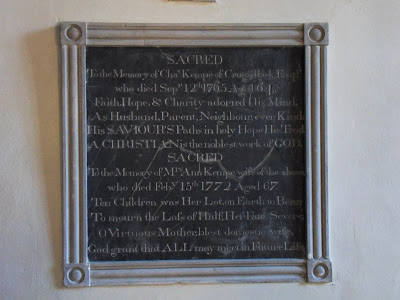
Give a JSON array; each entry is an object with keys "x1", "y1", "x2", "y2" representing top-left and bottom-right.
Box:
[{"x1": 61, "y1": 23, "x2": 331, "y2": 286}]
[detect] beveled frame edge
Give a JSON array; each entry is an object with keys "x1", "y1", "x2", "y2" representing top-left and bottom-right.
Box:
[
  {"x1": 60, "y1": 22, "x2": 330, "y2": 287},
  {"x1": 62, "y1": 35, "x2": 88, "y2": 287},
  {"x1": 305, "y1": 43, "x2": 331, "y2": 283}
]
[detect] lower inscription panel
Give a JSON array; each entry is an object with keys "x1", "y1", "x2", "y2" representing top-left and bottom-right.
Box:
[{"x1": 86, "y1": 47, "x2": 306, "y2": 261}]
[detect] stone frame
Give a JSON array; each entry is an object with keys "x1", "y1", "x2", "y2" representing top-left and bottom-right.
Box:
[{"x1": 60, "y1": 22, "x2": 331, "y2": 287}]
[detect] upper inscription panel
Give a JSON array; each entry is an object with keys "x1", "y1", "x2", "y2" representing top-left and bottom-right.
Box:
[{"x1": 86, "y1": 47, "x2": 306, "y2": 261}]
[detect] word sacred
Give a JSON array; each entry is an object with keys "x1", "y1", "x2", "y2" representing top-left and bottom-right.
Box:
[{"x1": 166, "y1": 54, "x2": 223, "y2": 65}]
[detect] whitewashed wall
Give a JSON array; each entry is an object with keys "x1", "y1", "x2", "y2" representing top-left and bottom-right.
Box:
[{"x1": 1, "y1": 0, "x2": 399, "y2": 299}]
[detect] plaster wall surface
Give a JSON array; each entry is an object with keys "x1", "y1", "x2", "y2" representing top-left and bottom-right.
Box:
[{"x1": 1, "y1": 0, "x2": 399, "y2": 299}]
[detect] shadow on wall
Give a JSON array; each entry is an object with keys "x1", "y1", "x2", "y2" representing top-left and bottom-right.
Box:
[{"x1": 25, "y1": 25, "x2": 63, "y2": 289}]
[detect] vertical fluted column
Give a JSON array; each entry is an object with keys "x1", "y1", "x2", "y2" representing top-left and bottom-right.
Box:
[{"x1": 61, "y1": 22, "x2": 89, "y2": 287}]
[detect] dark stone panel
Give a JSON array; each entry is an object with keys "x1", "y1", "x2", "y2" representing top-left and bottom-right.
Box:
[{"x1": 86, "y1": 47, "x2": 306, "y2": 261}]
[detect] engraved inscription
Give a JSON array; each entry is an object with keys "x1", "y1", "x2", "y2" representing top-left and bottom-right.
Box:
[{"x1": 86, "y1": 47, "x2": 306, "y2": 261}]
